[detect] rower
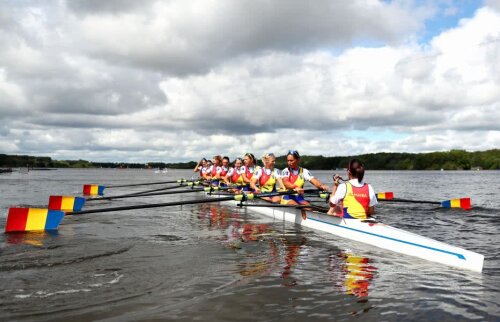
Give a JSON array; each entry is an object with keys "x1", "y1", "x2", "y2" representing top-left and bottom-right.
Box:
[
  {"x1": 207, "y1": 155, "x2": 223, "y2": 186},
  {"x1": 327, "y1": 159, "x2": 378, "y2": 219},
  {"x1": 193, "y1": 158, "x2": 207, "y2": 178},
  {"x1": 223, "y1": 157, "x2": 245, "y2": 190},
  {"x1": 281, "y1": 150, "x2": 329, "y2": 219},
  {"x1": 242, "y1": 153, "x2": 259, "y2": 191},
  {"x1": 201, "y1": 160, "x2": 213, "y2": 181},
  {"x1": 250, "y1": 153, "x2": 286, "y2": 203},
  {"x1": 218, "y1": 156, "x2": 230, "y2": 187}
]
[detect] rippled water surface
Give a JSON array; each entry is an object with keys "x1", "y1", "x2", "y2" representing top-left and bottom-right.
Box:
[{"x1": 0, "y1": 169, "x2": 499, "y2": 321}]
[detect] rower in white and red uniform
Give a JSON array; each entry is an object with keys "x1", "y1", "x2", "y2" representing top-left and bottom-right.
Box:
[
  {"x1": 193, "y1": 158, "x2": 207, "y2": 178},
  {"x1": 206, "y1": 155, "x2": 223, "y2": 186},
  {"x1": 223, "y1": 157, "x2": 245, "y2": 189},
  {"x1": 281, "y1": 150, "x2": 329, "y2": 219},
  {"x1": 241, "y1": 153, "x2": 259, "y2": 191},
  {"x1": 250, "y1": 153, "x2": 285, "y2": 203},
  {"x1": 217, "y1": 156, "x2": 230, "y2": 186}
]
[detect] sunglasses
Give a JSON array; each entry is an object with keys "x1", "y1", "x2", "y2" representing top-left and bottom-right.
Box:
[{"x1": 287, "y1": 150, "x2": 300, "y2": 158}]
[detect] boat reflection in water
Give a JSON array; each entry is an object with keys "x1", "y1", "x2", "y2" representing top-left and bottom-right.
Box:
[
  {"x1": 196, "y1": 204, "x2": 377, "y2": 296},
  {"x1": 329, "y1": 251, "x2": 377, "y2": 298}
]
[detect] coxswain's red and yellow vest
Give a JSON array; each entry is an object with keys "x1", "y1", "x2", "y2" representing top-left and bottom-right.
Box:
[
  {"x1": 231, "y1": 168, "x2": 244, "y2": 185},
  {"x1": 342, "y1": 182, "x2": 370, "y2": 219},
  {"x1": 286, "y1": 167, "x2": 305, "y2": 188},
  {"x1": 259, "y1": 168, "x2": 277, "y2": 193}
]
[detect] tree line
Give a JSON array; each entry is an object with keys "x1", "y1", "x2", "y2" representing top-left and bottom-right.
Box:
[{"x1": 1, "y1": 149, "x2": 498, "y2": 170}]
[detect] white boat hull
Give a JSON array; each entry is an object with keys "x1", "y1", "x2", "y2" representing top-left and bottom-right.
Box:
[{"x1": 207, "y1": 194, "x2": 484, "y2": 272}]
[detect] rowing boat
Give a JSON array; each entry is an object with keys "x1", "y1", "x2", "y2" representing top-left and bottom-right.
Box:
[{"x1": 203, "y1": 191, "x2": 484, "y2": 272}]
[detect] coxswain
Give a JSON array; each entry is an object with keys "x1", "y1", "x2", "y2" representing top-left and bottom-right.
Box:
[
  {"x1": 327, "y1": 159, "x2": 378, "y2": 219},
  {"x1": 250, "y1": 153, "x2": 285, "y2": 203}
]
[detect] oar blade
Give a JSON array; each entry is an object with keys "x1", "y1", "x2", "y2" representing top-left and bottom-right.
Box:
[
  {"x1": 5, "y1": 208, "x2": 65, "y2": 233},
  {"x1": 441, "y1": 198, "x2": 471, "y2": 210},
  {"x1": 83, "y1": 184, "x2": 105, "y2": 196},
  {"x1": 377, "y1": 192, "x2": 394, "y2": 200},
  {"x1": 48, "y1": 196, "x2": 86, "y2": 211}
]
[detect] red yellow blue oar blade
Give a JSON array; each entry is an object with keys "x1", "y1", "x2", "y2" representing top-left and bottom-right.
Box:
[
  {"x1": 376, "y1": 192, "x2": 394, "y2": 200},
  {"x1": 48, "y1": 196, "x2": 86, "y2": 211},
  {"x1": 83, "y1": 184, "x2": 105, "y2": 196},
  {"x1": 5, "y1": 208, "x2": 65, "y2": 233},
  {"x1": 441, "y1": 198, "x2": 471, "y2": 210}
]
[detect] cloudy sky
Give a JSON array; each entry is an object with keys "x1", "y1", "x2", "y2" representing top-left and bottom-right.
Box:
[{"x1": 1, "y1": 0, "x2": 499, "y2": 162}]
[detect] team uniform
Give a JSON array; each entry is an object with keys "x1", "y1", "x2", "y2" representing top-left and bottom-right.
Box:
[
  {"x1": 210, "y1": 165, "x2": 222, "y2": 186},
  {"x1": 201, "y1": 166, "x2": 211, "y2": 179},
  {"x1": 226, "y1": 166, "x2": 246, "y2": 187},
  {"x1": 253, "y1": 168, "x2": 281, "y2": 193},
  {"x1": 329, "y1": 179, "x2": 378, "y2": 219},
  {"x1": 196, "y1": 166, "x2": 206, "y2": 178},
  {"x1": 218, "y1": 166, "x2": 229, "y2": 186},
  {"x1": 281, "y1": 167, "x2": 314, "y2": 204},
  {"x1": 241, "y1": 165, "x2": 259, "y2": 191}
]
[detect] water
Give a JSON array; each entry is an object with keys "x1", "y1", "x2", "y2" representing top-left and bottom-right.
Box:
[{"x1": 0, "y1": 169, "x2": 499, "y2": 321}]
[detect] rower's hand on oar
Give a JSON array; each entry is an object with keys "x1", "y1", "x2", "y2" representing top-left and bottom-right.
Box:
[
  {"x1": 319, "y1": 184, "x2": 329, "y2": 191},
  {"x1": 254, "y1": 188, "x2": 262, "y2": 194},
  {"x1": 294, "y1": 187, "x2": 304, "y2": 194}
]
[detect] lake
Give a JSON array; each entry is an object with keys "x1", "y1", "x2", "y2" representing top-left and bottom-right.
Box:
[{"x1": 0, "y1": 169, "x2": 498, "y2": 321}]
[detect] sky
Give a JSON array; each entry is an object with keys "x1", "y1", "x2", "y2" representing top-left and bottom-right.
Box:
[{"x1": 0, "y1": 0, "x2": 499, "y2": 163}]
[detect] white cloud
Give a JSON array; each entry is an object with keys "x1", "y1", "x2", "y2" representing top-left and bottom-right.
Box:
[{"x1": 0, "y1": 1, "x2": 498, "y2": 162}]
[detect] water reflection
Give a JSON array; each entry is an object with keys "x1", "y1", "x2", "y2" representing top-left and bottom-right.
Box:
[
  {"x1": 195, "y1": 204, "x2": 378, "y2": 298},
  {"x1": 4, "y1": 230, "x2": 59, "y2": 246},
  {"x1": 329, "y1": 251, "x2": 377, "y2": 298}
]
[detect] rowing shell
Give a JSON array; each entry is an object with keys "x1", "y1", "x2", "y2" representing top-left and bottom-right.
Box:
[{"x1": 205, "y1": 192, "x2": 484, "y2": 273}]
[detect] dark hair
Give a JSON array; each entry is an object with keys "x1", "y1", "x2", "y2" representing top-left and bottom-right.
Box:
[
  {"x1": 348, "y1": 159, "x2": 365, "y2": 183},
  {"x1": 223, "y1": 156, "x2": 230, "y2": 162}
]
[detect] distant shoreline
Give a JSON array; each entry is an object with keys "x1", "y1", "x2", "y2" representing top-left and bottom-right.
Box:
[{"x1": 1, "y1": 149, "x2": 499, "y2": 170}]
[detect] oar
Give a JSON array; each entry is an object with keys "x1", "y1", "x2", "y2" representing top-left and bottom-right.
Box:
[
  {"x1": 378, "y1": 195, "x2": 472, "y2": 210},
  {"x1": 5, "y1": 190, "x2": 300, "y2": 233},
  {"x1": 5, "y1": 190, "x2": 290, "y2": 233},
  {"x1": 49, "y1": 188, "x2": 207, "y2": 211},
  {"x1": 82, "y1": 179, "x2": 194, "y2": 196},
  {"x1": 106, "y1": 179, "x2": 187, "y2": 188}
]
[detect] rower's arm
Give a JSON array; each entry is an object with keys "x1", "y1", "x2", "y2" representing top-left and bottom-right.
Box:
[
  {"x1": 242, "y1": 172, "x2": 252, "y2": 184},
  {"x1": 249, "y1": 177, "x2": 260, "y2": 193},
  {"x1": 282, "y1": 177, "x2": 296, "y2": 190},
  {"x1": 277, "y1": 177, "x2": 286, "y2": 191},
  {"x1": 309, "y1": 178, "x2": 328, "y2": 191},
  {"x1": 193, "y1": 160, "x2": 201, "y2": 172}
]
